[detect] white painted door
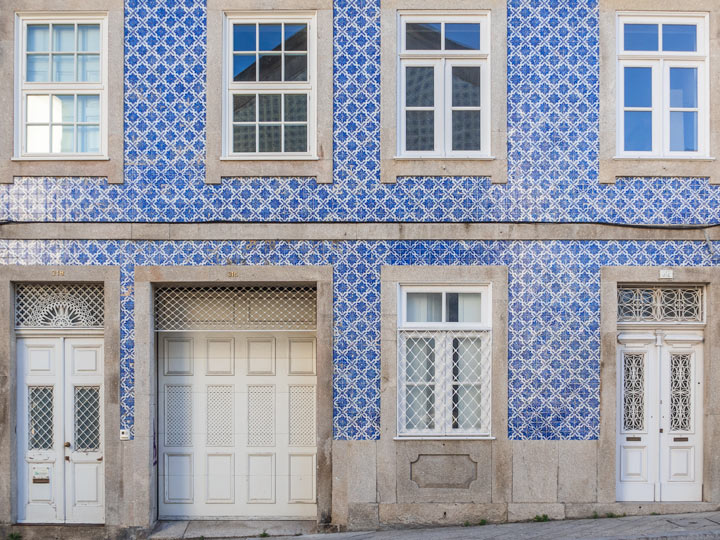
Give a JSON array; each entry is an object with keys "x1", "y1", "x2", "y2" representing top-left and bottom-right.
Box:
[
  {"x1": 17, "y1": 337, "x2": 105, "y2": 523},
  {"x1": 616, "y1": 330, "x2": 703, "y2": 502},
  {"x1": 158, "y1": 332, "x2": 317, "y2": 519}
]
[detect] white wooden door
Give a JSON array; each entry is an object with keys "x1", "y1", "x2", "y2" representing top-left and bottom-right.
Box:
[
  {"x1": 17, "y1": 337, "x2": 105, "y2": 524},
  {"x1": 158, "y1": 332, "x2": 317, "y2": 519},
  {"x1": 616, "y1": 330, "x2": 703, "y2": 502}
]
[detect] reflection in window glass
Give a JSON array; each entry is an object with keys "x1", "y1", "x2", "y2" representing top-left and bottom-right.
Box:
[
  {"x1": 445, "y1": 23, "x2": 480, "y2": 50},
  {"x1": 624, "y1": 24, "x2": 658, "y2": 51},
  {"x1": 663, "y1": 24, "x2": 696, "y2": 52},
  {"x1": 406, "y1": 23, "x2": 441, "y2": 50}
]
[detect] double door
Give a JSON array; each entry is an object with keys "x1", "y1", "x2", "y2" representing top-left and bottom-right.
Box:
[{"x1": 616, "y1": 330, "x2": 703, "y2": 501}]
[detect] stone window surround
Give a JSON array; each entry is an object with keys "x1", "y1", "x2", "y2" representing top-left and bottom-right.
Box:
[
  {"x1": 0, "y1": 0, "x2": 125, "y2": 185},
  {"x1": 598, "y1": 0, "x2": 720, "y2": 184},
  {"x1": 205, "y1": 0, "x2": 333, "y2": 185},
  {"x1": 380, "y1": 0, "x2": 508, "y2": 184}
]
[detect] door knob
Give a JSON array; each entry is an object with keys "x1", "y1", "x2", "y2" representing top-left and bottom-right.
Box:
[{"x1": 64, "y1": 442, "x2": 71, "y2": 448}]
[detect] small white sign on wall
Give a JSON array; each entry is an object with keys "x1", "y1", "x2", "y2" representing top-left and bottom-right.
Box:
[{"x1": 659, "y1": 269, "x2": 674, "y2": 280}]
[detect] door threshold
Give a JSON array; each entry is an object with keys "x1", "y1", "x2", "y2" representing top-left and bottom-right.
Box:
[{"x1": 149, "y1": 519, "x2": 317, "y2": 539}]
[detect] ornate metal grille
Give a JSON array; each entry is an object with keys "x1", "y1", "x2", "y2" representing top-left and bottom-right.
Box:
[
  {"x1": 15, "y1": 283, "x2": 104, "y2": 329},
  {"x1": 155, "y1": 286, "x2": 316, "y2": 331},
  {"x1": 622, "y1": 353, "x2": 645, "y2": 431},
  {"x1": 74, "y1": 386, "x2": 101, "y2": 451},
  {"x1": 28, "y1": 386, "x2": 54, "y2": 450},
  {"x1": 617, "y1": 287, "x2": 703, "y2": 323},
  {"x1": 207, "y1": 385, "x2": 233, "y2": 447},
  {"x1": 248, "y1": 385, "x2": 275, "y2": 447},
  {"x1": 670, "y1": 353, "x2": 692, "y2": 432},
  {"x1": 289, "y1": 385, "x2": 316, "y2": 446},
  {"x1": 165, "y1": 385, "x2": 192, "y2": 446}
]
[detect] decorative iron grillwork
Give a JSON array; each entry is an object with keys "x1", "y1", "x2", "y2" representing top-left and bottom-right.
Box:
[
  {"x1": 617, "y1": 287, "x2": 703, "y2": 323},
  {"x1": 248, "y1": 385, "x2": 275, "y2": 447},
  {"x1": 289, "y1": 385, "x2": 315, "y2": 446},
  {"x1": 15, "y1": 283, "x2": 104, "y2": 329},
  {"x1": 28, "y1": 386, "x2": 54, "y2": 450},
  {"x1": 165, "y1": 385, "x2": 192, "y2": 447},
  {"x1": 622, "y1": 353, "x2": 645, "y2": 432},
  {"x1": 74, "y1": 386, "x2": 101, "y2": 451},
  {"x1": 670, "y1": 353, "x2": 692, "y2": 432},
  {"x1": 155, "y1": 286, "x2": 316, "y2": 331},
  {"x1": 207, "y1": 385, "x2": 233, "y2": 447}
]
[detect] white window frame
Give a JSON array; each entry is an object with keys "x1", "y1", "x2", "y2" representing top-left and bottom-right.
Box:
[
  {"x1": 616, "y1": 12, "x2": 709, "y2": 159},
  {"x1": 397, "y1": 284, "x2": 493, "y2": 439},
  {"x1": 222, "y1": 11, "x2": 318, "y2": 160},
  {"x1": 14, "y1": 12, "x2": 109, "y2": 160},
  {"x1": 397, "y1": 11, "x2": 491, "y2": 159}
]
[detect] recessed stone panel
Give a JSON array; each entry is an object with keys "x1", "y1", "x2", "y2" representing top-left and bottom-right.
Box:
[{"x1": 410, "y1": 454, "x2": 477, "y2": 489}]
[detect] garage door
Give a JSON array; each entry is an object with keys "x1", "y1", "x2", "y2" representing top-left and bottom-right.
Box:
[{"x1": 155, "y1": 286, "x2": 317, "y2": 519}]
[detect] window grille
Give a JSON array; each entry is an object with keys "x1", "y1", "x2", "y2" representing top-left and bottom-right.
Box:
[
  {"x1": 15, "y1": 283, "x2": 104, "y2": 329},
  {"x1": 207, "y1": 385, "x2": 234, "y2": 447},
  {"x1": 74, "y1": 386, "x2": 100, "y2": 451},
  {"x1": 289, "y1": 385, "x2": 316, "y2": 446},
  {"x1": 28, "y1": 386, "x2": 54, "y2": 450},
  {"x1": 622, "y1": 352, "x2": 645, "y2": 432},
  {"x1": 248, "y1": 385, "x2": 275, "y2": 447},
  {"x1": 165, "y1": 385, "x2": 192, "y2": 447},
  {"x1": 670, "y1": 353, "x2": 692, "y2": 432},
  {"x1": 617, "y1": 286, "x2": 703, "y2": 323}
]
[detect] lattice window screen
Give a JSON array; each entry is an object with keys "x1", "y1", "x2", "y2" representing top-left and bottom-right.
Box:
[
  {"x1": 289, "y1": 385, "x2": 316, "y2": 446},
  {"x1": 166, "y1": 385, "x2": 192, "y2": 447},
  {"x1": 670, "y1": 353, "x2": 692, "y2": 432},
  {"x1": 74, "y1": 386, "x2": 101, "y2": 451},
  {"x1": 155, "y1": 286, "x2": 316, "y2": 331},
  {"x1": 617, "y1": 287, "x2": 703, "y2": 323},
  {"x1": 28, "y1": 386, "x2": 54, "y2": 450},
  {"x1": 15, "y1": 283, "x2": 104, "y2": 329},
  {"x1": 207, "y1": 385, "x2": 234, "y2": 447},
  {"x1": 248, "y1": 385, "x2": 275, "y2": 447},
  {"x1": 622, "y1": 353, "x2": 645, "y2": 432}
]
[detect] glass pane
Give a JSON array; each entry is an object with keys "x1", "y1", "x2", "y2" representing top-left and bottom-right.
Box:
[
  {"x1": 78, "y1": 54, "x2": 100, "y2": 82},
  {"x1": 52, "y1": 124, "x2": 74, "y2": 152},
  {"x1": 259, "y1": 24, "x2": 282, "y2": 51},
  {"x1": 74, "y1": 387, "x2": 101, "y2": 451},
  {"x1": 233, "y1": 54, "x2": 256, "y2": 82},
  {"x1": 670, "y1": 111, "x2": 698, "y2": 152},
  {"x1": 445, "y1": 23, "x2": 480, "y2": 50},
  {"x1": 27, "y1": 125, "x2": 50, "y2": 153},
  {"x1": 406, "y1": 292, "x2": 442, "y2": 322},
  {"x1": 446, "y1": 293, "x2": 482, "y2": 322},
  {"x1": 452, "y1": 110, "x2": 481, "y2": 151},
  {"x1": 52, "y1": 24, "x2": 75, "y2": 52},
  {"x1": 406, "y1": 111, "x2": 434, "y2": 152},
  {"x1": 405, "y1": 66, "x2": 434, "y2": 107},
  {"x1": 233, "y1": 24, "x2": 256, "y2": 51},
  {"x1": 406, "y1": 22, "x2": 441, "y2": 50},
  {"x1": 28, "y1": 387, "x2": 54, "y2": 450},
  {"x1": 624, "y1": 23, "x2": 658, "y2": 51},
  {"x1": 453, "y1": 337, "x2": 484, "y2": 380},
  {"x1": 258, "y1": 125, "x2": 281, "y2": 152},
  {"x1": 406, "y1": 386, "x2": 434, "y2": 430},
  {"x1": 453, "y1": 385, "x2": 482, "y2": 429},
  {"x1": 233, "y1": 94, "x2": 256, "y2": 122},
  {"x1": 284, "y1": 54, "x2": 307, "y2": 81},
  {"x1": 78, "y1": 95, "x2": 100, "y2": 122},
  {"x1": 624, "y1": 67, "x2": 652, "y2": 107},
  {"x1": 52, "y1": 94, "x2": 75, "y2": 123},
  {"x1": 624, "y1": 111, "x2": 652, "y2": 151},
  {"x1": 52, "y1": 54, "x2": 75, "y2": 82},
  {"x1": 233, "y1": 125, "x2": 256, "y2": 152},
  {"x1": 26, "y1": 54, "x2": 49, "y2": 82},
  {"x1": 259, "y1": 54, "x2": 281, "y2": 81},
  {"x1": 27, "y1": 25, "x2": 49, "y2": 51},
  {"x1": 284, "y1": 94, "x2": 307, "y2": 121},
  {"x1": 406, "y1": 337, "x2": 435, "y2": 382},
  {"x1": 77, "y1": 125, "x2": 100, "y2": 153},
  {"x1": 258, "y1": 94, "x2": 281, "y2": 122},
  {"x1": 663, "y1": 24, "x2": 697, "y2": 52},
  {"x1": 452, "y1": 66, "x2": 480, "y2": 107},
  {"x1": 670, "y1": 67, "x2": 697, "y2": 108},
  {"x1": 77, "y1": 24, "x2": 100, "y2": 52},
  {"x1": 285, "y1": 24, "x2": 307, "y2": 51},
  {"x1": 27, "y1": 95, "x2": 50, "y2": 123},
  {"x1": 284, "y1": 125, "x2": 307, "y2": 152}
]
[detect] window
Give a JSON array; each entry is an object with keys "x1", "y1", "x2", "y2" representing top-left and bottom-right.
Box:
[
  {"x1": 397, "y1": 285, "x2": 492, "y2": 437},
  {"x1": 397, "y1": 13, "x2": 490, "y2": 158},
  {"x1": 617, "y1": 13, "x2": 709, "y2": 158},
  {"x1": 223, "y1": 13, "x2": 316, "y2": 159},
  {"x1": 15, "y1": 14, "x2": 108, "y2": 158}
]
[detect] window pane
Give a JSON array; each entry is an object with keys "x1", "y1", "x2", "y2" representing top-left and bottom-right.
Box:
[
  {"x1": 406, "y1": 386, "x2": 435, "y2": 430},
  {"x1": 452, "y1": 66, "x2": 480, "y2": 107},
  {"x1": 445, "y1": 23, "x2": 480, "y2": 50},
  {"x1": 233, "y1": 125, "x2": 256, "y2": 152},
  {"x1": 284, "y1": 94, "x2": 307, "y2": 121},
  {"x1": 285, "y1": 24, "x2": 307, "y2": 51},
  {"x1": 663, "y1": 24, "x2": 697, "y2": 52},
  {"x1": 26, "y1": 55, "x2": 49, "y2": 82},
  {"x1": 258, "y1": 125, "x2": 281, "y2": 152},
  {"x1": 233, "y1": 24, "x2": 256, "y2": 51},
  {"x1": 259, "y1": 24, "x2": 282, "y2": 51},
  {"x1": 453, "y1": 385, "x2": 482, "y2": 430},
  {"x1": 28, "y1": 387, "x2": 54, "y2": 450},
  {"x1": 27, "y1": 25, "x2": 49, "y2": 51},
  {"x1": 406, "y1": 111, "x2": 434, "y2": 152},
  {"x1": 624, "y1": 111, "x2": 652, "y2": 151},
  {"x1": 624, "y1": 24, "x2": 658, "y2": 51},
  {"x1": 406, "y1": 337, "x2": 435, "y2": 382},
  {"x1": 27, "y1": 95, "x2": 50, "y2": 123},
  {"x1": 624, "y1": 67, "x2": 652, "y2": 107},
  {"x1": 52, "y1": 54, "x2": 75, "y2": 82},
  {"x1": 405, "y1": 66, "x2": 434, "y2": 107},
  {"x1": 77, "y1": 125, "x2": 100, "y2": 153},
  {"x1": 233, "y1": 54, "x2": 256, "y2": 82},
  {"x1": 406, "y1": 23, "x2": 441, "y2": 50},
  {"x1": 284, "y1": 125, "x2": 307, "y2": 152},
  {"x1": 452, "y1": 110, "x2": 481, "y2": 151},
  {"x1": 52, "y1": 124, "x2": 74, "y2": 152},
  {"x1": 78, "y1": 95, "x2": 100, "y2": 122},
  {"x1": 77, "y1": 24, "x2": 100, "y2": 52},
  {"x1": 78, "y1": 54, "x2": 100, "y2": 82},
  {"x1": 670, "y1": 111, "x2": 698, "y2": 152},
  {"x1": 233, "y1": 94, "x2": 256, "y2": 122},
  {"x1": 407, "y1": 293, "x2": 442, "y2": 322},
  {"x1": 258, "y1": 94, "x2": 281, "y2": 122},
  {"x1": 259, "y1": 54, "x2": 281, "y2": 81},
  {"x1": 446, "y1": 293, "x2": 482, "y2": 322},
  {"x1": 52, "y1": 24, "x2": 75, "y2": 52},
  {"x1": 27, "y1": 125, "x2": 50, "y2": 153},
  {"x1": 670, "y1": 67, "x2": 697, "y2": 108},
  {"x1": 284, "y1": 54, "x2": 307, "y2": 81},
  {"x1": 52, "y1": 95, "x2": 75, "y2": 123}
]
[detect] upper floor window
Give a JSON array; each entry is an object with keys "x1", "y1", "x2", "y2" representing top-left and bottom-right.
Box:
[
  {"x1": 397, "y1": 13, "x2": 491, "y2": 159},
  {"x1": 223, "y1": 13, "x2": 316, "y2": 159},
  {"x1": 15, "y1": 14, "x2": 108, "y2": 158},
  {"x1": 617, "y1": 13, "x2": 709, "y2": 158}
]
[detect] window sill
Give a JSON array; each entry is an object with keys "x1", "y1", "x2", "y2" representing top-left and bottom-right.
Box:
[
  {"x1": 599, "y1": 155, "x2": 720, "y2": 184},
  {"x1": 393, "y1": 155, "x2": 496, "y2": 161},
  {"x1": 381, "y1": 155, "x2": 508, "y2": 184},
  {"x1": 12, "y1": 156, "x2": 110, "y2": 161},
  {"x1": 220, "y1": 155, "x2": 319, "y2": 161},
  {"x1": 394, "y1": 436, "x2": 495, "y2": 441},
  {"x1": 612, "y1": 156, "x2": 715, "y2": 162}
]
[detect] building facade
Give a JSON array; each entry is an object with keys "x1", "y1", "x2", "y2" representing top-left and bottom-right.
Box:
[{"x1": 1, "y1": 0, "x2": 720, "y2": 537}]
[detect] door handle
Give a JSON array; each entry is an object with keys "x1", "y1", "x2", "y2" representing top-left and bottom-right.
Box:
[
  {"x1": 96, "y1": 457, "x2": 103, "y2": 462},
  {"x1": 64, "y1": 442, "x2": 71, "y2": 448}
]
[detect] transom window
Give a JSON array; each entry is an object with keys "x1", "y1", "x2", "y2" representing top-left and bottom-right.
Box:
[
  {"x1": 16, "y1": 14, "x2": 107, "y2": 157},
  {"x1": 616, "y1": 13, "x2": 709, "y2": 158},
  {"x1": 397, "y1": 285, "x2": 492, "y2": 437},
  {"x1": 223, "y1": 13, "x2": 316, "y2": 158},
  {"x1": 397, "y1": 13, "x2": 491, "y2": 158}
]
